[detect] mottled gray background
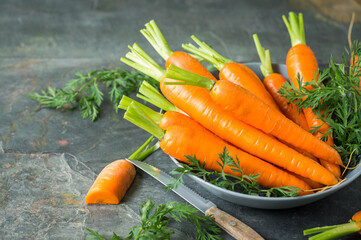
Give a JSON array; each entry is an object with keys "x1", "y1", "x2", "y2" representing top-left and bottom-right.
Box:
[{"x1": 1, "y1": 0, "x2": 361, "y2": 239}]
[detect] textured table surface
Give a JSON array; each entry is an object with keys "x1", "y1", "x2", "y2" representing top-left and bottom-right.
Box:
[{"x1": 1, "y1": 0, "x2": 361, "y2": 239}]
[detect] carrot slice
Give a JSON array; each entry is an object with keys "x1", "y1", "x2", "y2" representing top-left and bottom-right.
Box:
[{"x1": 85, "y1": 160, "x2": 136, "y2": 204}]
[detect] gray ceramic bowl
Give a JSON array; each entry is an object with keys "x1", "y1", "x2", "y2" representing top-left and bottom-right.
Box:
[{"x1": 169, "y1": 62, "x2": 361, "y2": 209}]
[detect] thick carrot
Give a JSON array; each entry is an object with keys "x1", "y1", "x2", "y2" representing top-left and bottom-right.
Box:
[
  {"x1": 121, "y1": 42, "x2": 338, "y2": 185},
  {"x1": 165, "y1": 65, "x2": 343, "y2": 167},
  {"x1": 85, "y1": 160, "x2": 136, "y2": 204},
  {"x1": 140, "y1": 20, "x2": 217, "y2": 81},
  {"x1": 283, "y1": 12, "x2": 329, "y2": 134},
  {"x1": 253, "y1": 34, "x2": 309, "y2": 130},
  {"x1": 124, "y1": 104, "x2": 312, "y2": 194},
  {"x1": 182, "y1": 35, "x2": 281, "y2": 112}
]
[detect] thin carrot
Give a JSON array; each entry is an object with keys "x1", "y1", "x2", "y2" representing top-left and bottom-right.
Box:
[
  {"x1": 182, "y1": 35, "x2": 281, "y2": 112},
  {"x1": 140, "y1": 20, "x2": 217, "y2": 81},
  {"x1": 85, "y1": 135, "x2": 159, "y2": 204},
  {"x1": 165, "y1": 65, "x2": 343, "y2": 167},
  {"x1": 314, "y1": 131, "x2": 341, "y2": 178},
  {"x1": 283, "y1": 12, "x2": 329, "y2": 134},
  {"x1": 124, "y1": 103, "x2": 312, "y2": 194},
  {"x1": 85, "y1": 160, "x2": 136, "y2": 204},
  {"x1": 282, "y1": 12, "x2": 342, "y2": 178},
  {"x1": 253, "y1": 33, "x2": 309, "y2": 130}
]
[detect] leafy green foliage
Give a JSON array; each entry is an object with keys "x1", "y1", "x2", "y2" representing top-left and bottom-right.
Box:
[
  {"x1": 85, "y1": 200, "x2": 221, "y2": 240},
  {"x1": 279, "y1": 41, "x2": 361, "y2": 166},
  {"x1": 29, "y1": 68, "x2": 158, "y2": 121},
  {"x1": 167, "y1": 146, "x2": 300, "y2": 197}
]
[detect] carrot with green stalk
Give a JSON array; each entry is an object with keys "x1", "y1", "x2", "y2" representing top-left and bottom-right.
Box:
[
  {"x1": 282, "y1": 12, "x2": 330, "y2": 135},
  {"x1": 253, "y1": 33, "x2": 341, "y2": 178},
  {"x1": 123, "y1": 100, "x2": 313, "y2": 194},
  {"x1": 164, "y1": 64, "x2": 342, "y2": 168},
  {"x1": 85, "y1": 135, "x2": 160, "y2": 204},
  {"x1": 252, "y1": 33, "x2": 309, "y2": 130},
  {"x1": 304, "y1": 211, "x2": 361, "y2": 240},
  {"x1": 120, "y1": 43, "x2": 338, "y2": 186},
  {"x1": 182, "y1": 35, "x2": 281, "y2": 112},
  {"x1": 140, "y1": 20, "x2": 217, "y2": 81}
]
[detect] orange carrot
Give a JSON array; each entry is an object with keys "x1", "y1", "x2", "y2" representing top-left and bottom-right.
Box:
[
  {"x1": 140, "y1": 20, "x2": 217, "y2": 81},
  {"x1": 121, "y1": 41, "x2": 338, "y2": 186},
  {"x1": 85, "y1": 160, "x2": 136, "y2": 204},
  {"x1": 253, "y1": 34, "x2": 309, "y2": 130},
  {"x1": 283, "y1": 12, "x2": 330, "y2": 134},
  {"x1": 314, "y1": 131, "x2": 341, "y2": 178},
  {"x1": 124, "y1": 104, "x2": 312, "y2": 194},
  {"x1": 165, "y1": 65, "x2": 343, "y2": 167},
  {"x1": 182, "y1": 35, "x2": 281, "y2": 112}
]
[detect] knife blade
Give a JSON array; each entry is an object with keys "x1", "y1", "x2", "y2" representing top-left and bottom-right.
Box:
[{"x1": 126, "y1": 158, "x2": 264, "y2": 240}]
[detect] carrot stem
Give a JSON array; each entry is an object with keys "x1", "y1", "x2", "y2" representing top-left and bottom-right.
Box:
[
  {"x1": 124, "y1": 102, "x2": 165, "y2": 140},
  {"x1": 182, "y1": 35, "x2": 232, "y2": 70},
  {"x1": 253, "y1": 34, "x2": 274, "y2": 77},
  {"x1": 137, "y1": 80, "x2": 178, "y2": 112},
  {"x1": 120, "y1": 43, "x2": 165, "y2": 81},
  {"x1": 282, "y1": 12, "x2": 306, "y2": 46},
  {"x1": 128, "y1": 135, "x2": 160, "y2": 161},
  {"x1": 140, "y1": 20, "x2": 173, "y2": 61},
  {"x1": 164, "y1": 64, "x2": 215, "y2": 90},
  {"x1": 304, "y1": 221, "x2": 360, "y2": 240},
  {"x1": 119, "y1": 95, "x2": 163, "y2": 125}
]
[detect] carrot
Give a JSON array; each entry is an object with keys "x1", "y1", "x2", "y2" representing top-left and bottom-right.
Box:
[
  {"x1": 124, "y1": 103, "x2": 312, "y2": 194},
  {"x1": 282, "y1": 12, "x2": 342, "y2": 178},
  {"x1": 165, "y1": 65, "x2": 343, "y2": 167},
  {"x1": 304, "y1": 211, "x2": 361, "y2": 239},
  {"x1": 182, "y1": 35, "x2": 281, "y2": 112},
  {"x1": 85, "y1": 160, "x2": 136, "y2": 204},
  {"x1": 121, "y1": 42, "x2": 338, "y2": 185},
  {"x1": 140, "y1": 20, "x2": 217, "y2": 81},
  {"x1": 85, "y1": 134, "x2": 159, "y2": 204},
  {"x1": 314, "y1": 131, "x2": 341, "y2": 178},
  {"x1": 283, "y1": 12, "x2": 330, "y2": 134},
  {"x1": 253, "y1": 34, "x2": 309, "y2": 130}
]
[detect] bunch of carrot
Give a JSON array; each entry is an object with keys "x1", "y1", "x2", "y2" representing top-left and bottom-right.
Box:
[{"x1": 117, "y1": 13, "x2": 347, "y2": 197}]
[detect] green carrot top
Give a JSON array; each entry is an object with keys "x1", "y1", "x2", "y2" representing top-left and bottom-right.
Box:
[
  {"x1": 182, "y1": 35, "x2": 232, "y2": 71},
  {"x1": 282, "y1": 11, "x2": 306, "y2": 46},
  {"x1": 253, "y1": 34, "x2": 274, "y2": 78}
]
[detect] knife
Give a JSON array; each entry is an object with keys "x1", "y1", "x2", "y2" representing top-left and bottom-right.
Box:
[{"x1": 125, "y1": 158, "x2": 264, "y2": 240}]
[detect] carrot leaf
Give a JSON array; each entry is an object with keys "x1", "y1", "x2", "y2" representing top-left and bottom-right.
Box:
[
  {"x1": 137, "y1": 80, "x2": 178, "y2": 112},
  {"x1": 253, "y1": 33, "x2": 274, "y2": 77},
  {"x1": 303, "y1": 221, "x2": 360, "y2": 240},
  {"x1": 28, "y1": 67, "x2": 157, "y2": 121},
  {"x1": 128, "y1": 135, "x2": 160, "y2": 161},
  {"x1": 182, "y1": 35, "x2": 232, "y2": 71},
  {"x1": 85, "y1": 200, "x2": 221, "y2": 240},
  {"x1": 164, "y1": 64, "x2": 215, "y2": 90},
  {"x1": 282, "y1": 12, "x2": 306, "y2": 46},
  {"x1": 119, "y1": 95, "x2": 163, "y2": 125},
  {"x1": 124, "y1": 102, "x2": 165, "y2": 140},
  {"x1": 140, "y1": 20, "x2": 173, "y2": 61},
  {"x1": 121, "y1": 43, "x2": 165, "y2": 82},
  {"x1": 167, "y1": 146, "x2": 300, "y2": 197}
]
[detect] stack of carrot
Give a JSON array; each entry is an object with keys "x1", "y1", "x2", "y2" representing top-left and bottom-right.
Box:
[{"x1": 120, "y1": 12, "x2": 345, "y2": 196}]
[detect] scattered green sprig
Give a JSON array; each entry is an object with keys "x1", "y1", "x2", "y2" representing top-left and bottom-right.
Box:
[
  {"x1": 167, "y1": 146, "x2": 300, "y2": 198},
  {"x1": 29, "y1": 68, "x2": 158, "y2": 121},
  {"x1": 279, "y1": 41, "x2": 361, "y2": 166},
  {"x1": 85, "y1": 200, "x2": 221, "y2": 240}
]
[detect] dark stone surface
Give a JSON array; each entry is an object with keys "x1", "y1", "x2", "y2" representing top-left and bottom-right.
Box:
[{"x1": 1, "y1": 0, "x2": 361, "y2": 239}]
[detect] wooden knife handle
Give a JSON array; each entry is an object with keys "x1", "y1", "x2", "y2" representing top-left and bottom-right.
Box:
[{"x1": 205, "y1": 206, "x2": 264, "y2": 240}]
